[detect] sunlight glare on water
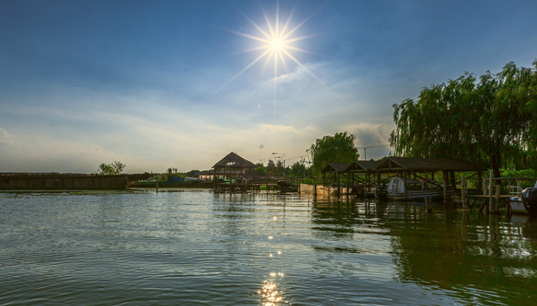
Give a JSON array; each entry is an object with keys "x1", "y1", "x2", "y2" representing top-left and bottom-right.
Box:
[{"x1": 1, "y1": 190, "x2": 536, "y2": 305}]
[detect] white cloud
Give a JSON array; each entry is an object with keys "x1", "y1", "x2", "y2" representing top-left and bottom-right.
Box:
[
  {"x1": 0, "y1": 56, "x2": 400, "y2": 172},
  {"x1": 0, "y1": 128, "x2": 21, "y2": 147}
]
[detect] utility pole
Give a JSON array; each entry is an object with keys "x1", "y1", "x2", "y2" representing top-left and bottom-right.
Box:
[{"x1": 357, "y1": 145, "x2": 390, "y2": 160}]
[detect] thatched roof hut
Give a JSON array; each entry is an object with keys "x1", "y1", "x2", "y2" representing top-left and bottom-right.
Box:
[{"x1": 212, "y1": 152, "x2": 256, "y2": 169}]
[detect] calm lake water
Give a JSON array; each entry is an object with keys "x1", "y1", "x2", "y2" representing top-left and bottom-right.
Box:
[{"x1": 1, "y1": 190, "x2": 536, "y2": 305}]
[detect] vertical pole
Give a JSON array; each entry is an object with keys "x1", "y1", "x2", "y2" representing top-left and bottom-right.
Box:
[
  {"x1": 337, "y1": 172, "x2": 341, "y2": 197},
  {"x1": 494, "y1": 185, "x2": 501, "y2": 214},
  {"x1": 346, "y1": 172, "x2": 349, "y2": 198},
  {"x1": 364, "y1": 172, "x2": 368, "y2": 198},
  {"x1": 477, "y1": 171, "x2": 482, "y2": 194},
  {"x1": 462, "y1": 177, "x2": 468, "y2": 210},
  {"x1": 403, "y1": 172, "x2": 408, "y2": 201},
  {"x1": 377, "y1": 170, "x2": 381, "y2": 185},
  {"x1": 488, "y1": 171, "x2": 493, "y2": 214},
  {"x1": 426, "y1": 197, "x2": 432, "y2": 212},
  {"x1": 442, "y1": 171, "x2": 448, "y2": 203},
  {"x1": 351, "y1": 172, "x2": 355, "y2": 196},
  {"x1": 156, "y1": 178, "x2": 159, "y2": 193}
]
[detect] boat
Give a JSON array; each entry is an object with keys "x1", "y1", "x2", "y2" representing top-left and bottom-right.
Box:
[
  {"x1": 521, "y1": 181, "x2": 537, "y2": 215},
  {"x1": 276, "y1": 181, "x2": 298, "y2": 193},
  {"x1": 509, "y1": 196, "x2": 528, "y2": 214},
  {"x1": 376, "y1": 177, "x2": 451, "y2": 201}
]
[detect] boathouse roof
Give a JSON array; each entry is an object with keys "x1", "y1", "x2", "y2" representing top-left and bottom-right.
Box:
[
  {"x1": 212, "y1": 152, "x2": 256, "y2": 169},
  {"x1": 376, "y1": 157, "x2": 486, "y2": 172},
  {"x1": 345, "y1": 160, "x2": 383, "y2": 172},
  {"x1": 321, "y1": 163, "x2": 352, "y2": 173}
]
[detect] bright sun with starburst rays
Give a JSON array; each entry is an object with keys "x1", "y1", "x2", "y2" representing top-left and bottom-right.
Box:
[{"x1": 217, "y1": 1, "x2": 324, "y2": 96}]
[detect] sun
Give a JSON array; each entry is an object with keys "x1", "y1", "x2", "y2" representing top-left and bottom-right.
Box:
[
  {"x1": 270, "y1": 37, "x2": 284, "y2": 51},
  {"x1": 217, "y1": 1, "x2": 324, "y2": 94}
]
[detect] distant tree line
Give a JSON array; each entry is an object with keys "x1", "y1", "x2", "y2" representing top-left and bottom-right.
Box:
[{"x1": 390, "y1": 60, "x2": 537, "y2": 178}]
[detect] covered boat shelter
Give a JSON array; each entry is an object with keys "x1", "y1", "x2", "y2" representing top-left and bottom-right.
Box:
[
  {"x1": 320, "y1": 160, "x2": 383, "y2": 196},
  {"x1": 374, "y1": 157, "x2": 486, "y2": 201},
  {"x1": 321, "y1": 163, "x2": 352, "y2": 195},
  {"x1": 345, "y1": 160, "x2": 383, "y2": 197}
]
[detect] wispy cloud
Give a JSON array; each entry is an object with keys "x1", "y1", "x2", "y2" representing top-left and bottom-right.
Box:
[{"x1": 0, "y1": 128, "x2": 21, "y2": 147}]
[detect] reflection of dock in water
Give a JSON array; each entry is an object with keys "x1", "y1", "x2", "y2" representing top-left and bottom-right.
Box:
[{"x1": 308, "y1": 196, "x2": 537, "y2": 304}]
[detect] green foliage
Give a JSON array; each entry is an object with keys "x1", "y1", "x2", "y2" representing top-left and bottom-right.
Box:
[
  {"x1": 309, "y1": 131, "x2": 359, "y2": 176},
  {"x1": 254, "y1": 166, "x2": 267, "y2": 176},
  {"x1": 167, "y1": 168, "x2": 178, "y2": 174},
  {"x1": 290, "y1": 161, "x2": 307, "y2": 177},
  {"x1": 97, "y1": 161, "x2": 126, "y2": 175},
  {"x1": 390, "y1": 60, "x2": 537, "y2": 178},
  {"x1": 500, "y1": 168, "x2": 537, "y2": 178},
  {"x1": 266, "y1": 159, "x2": 276, "y2": 176},
  {"x1": 185, "y1": 170, "x2": 199, "y2": 177}
]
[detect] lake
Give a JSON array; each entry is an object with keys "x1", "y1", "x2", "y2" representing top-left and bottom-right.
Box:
[{"x1": 1, "y1": 190, "x2": 536, "y2": 305}]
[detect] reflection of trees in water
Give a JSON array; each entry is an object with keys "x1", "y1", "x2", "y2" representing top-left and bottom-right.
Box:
[
  {"x1": 309, "y1": 198, "x2": 537, "y2": 304},
  {"x1": 310, "y1": 197, "x2": 389, "y2": 241},
  {"x1": 387, "y1": 211, "x2": 537, "y2": 304}
]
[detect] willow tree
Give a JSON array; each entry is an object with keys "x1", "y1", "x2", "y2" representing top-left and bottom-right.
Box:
[
  {"x1": 309, "y1": 132, "x2": 359, "y2": 176},
  {"x1": 390, "y1": 60, "x2": 537, "y2": 178}
]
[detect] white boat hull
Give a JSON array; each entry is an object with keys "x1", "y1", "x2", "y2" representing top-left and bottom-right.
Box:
[
  {"x1": 388, "y1": 190, "x2": 449, "y2": 200},
  {"x1": 384, "y1": 177, "x2": 452, "y2": 201},
  {"x1": 510, "y1": 197, "x2": 528, "y2": 214}
]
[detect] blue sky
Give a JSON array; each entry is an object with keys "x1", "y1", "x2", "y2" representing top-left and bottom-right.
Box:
[{"x1": 1, "y1": 0, "x2": 536, "y2": 173}]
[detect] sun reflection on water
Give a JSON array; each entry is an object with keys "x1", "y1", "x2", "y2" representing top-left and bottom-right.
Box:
[{"x1": 259, "y1": 280, "x2": 283, "y2": 306}]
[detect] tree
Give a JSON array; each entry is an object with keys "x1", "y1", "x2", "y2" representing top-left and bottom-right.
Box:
[
  {"x1": 266, "y1": 160, "x2": 276, "y2": 176},
  {"x1": 185, "y1": 170, "x2": 199, "y2": 177},
  {"x1": 97, "y1": 161, "x2": 126, "y2": 175},
  {"x1": 390, "y1": 60, "x2": 537, "y2": 178},
  {"x1": 254, "y1": 166, "x2": 267, "y2": 176},
  {"x1": 290, "y1": 161, "x2": 306, "y2": 177},
  {"x1": 309, "y1": 131, "x2": 359, "y2": 176}
]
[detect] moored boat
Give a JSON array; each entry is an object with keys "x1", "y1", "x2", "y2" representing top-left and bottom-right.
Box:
[
  {"x1": 521, "y1": 181, "x2": 537, "y2": 215},
  {"x1": 509, "y1": 196, "x2": 528, "y2": 214},
  {"x1": 376, "y1": 177, "x2": 451, "y2": 201}
]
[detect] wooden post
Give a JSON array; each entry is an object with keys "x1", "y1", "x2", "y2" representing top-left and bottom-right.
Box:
[
  {"x1": 449, "y1": 171, "x2": 457, "y2": 193},
  {"x1": 488, "y1": 171, "x2": 493, "y2": 214},
  {"x1": 351, "y1": 172, "x2": 355, "y2": 196},
  {"x1": 461, "y1": 177, "x2": 468, "y2": 210},
  {"x1": 494, "y1": 185, "x2": 501, "y2": 214},
  {"x1": 403, "y1": 172, "x2": 408, "y2": 201},
  {"x1": 364, "y1": 172, "x2": 368, "y2": 198},
  {"x1": 156, "y1": 179, "x2": 159, "y2": 193},
  {"x1": 442, "y1": 171, "x2": 448, "y2": 203},
  {"x1": 477, "y1": 171, "x2": 482, "y2": 194},
  {"x1": 377, "y1": 170, "x2": 381, "y2": 185},
  {"x1": 337, "y1": 172, "x2": 341, "y2": 197},
  {"x1": 346, "y1": 172, "x2": 349, "y2": 197}
]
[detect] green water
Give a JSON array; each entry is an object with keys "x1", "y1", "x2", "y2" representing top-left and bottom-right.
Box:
[{"x1": 0, "y1": 190, "x2": 536, "y2": 305}]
